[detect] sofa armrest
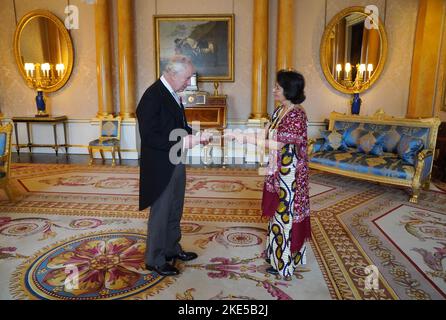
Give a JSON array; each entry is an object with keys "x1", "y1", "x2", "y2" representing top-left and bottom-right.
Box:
[
  {"x1": 308, "y1": 138, "x2": 324, "y2": 156},
  {"x1": 417, "y1": 149, "x2": 433, "y2": 161},
  {"x1": 414, "y1": 149, "x2": 434, "y2": 183}
]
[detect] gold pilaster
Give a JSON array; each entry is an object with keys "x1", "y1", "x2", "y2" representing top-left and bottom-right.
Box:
[
  {"x1": 95, "y1": 0, "x2": 114, "y2": 117},
  {"x1": 117, "y1": 0, "x2": 136, "y2": 119},
  {"x1": 407, "y1": 0, "x2": 446, "y2": 118},
  {"x1": 250, "y1": 0, "x2": 269, "y2": 121},
  {"x1": 276, "y1": 0, "x2": 294, "y2": 71}
]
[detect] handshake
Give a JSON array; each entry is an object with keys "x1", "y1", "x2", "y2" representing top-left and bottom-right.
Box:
[
  {"x1": 183, "y1": 131, "x2": 214, "y2": 149},
  {"x1": 223, "y1": 129, "x2": 246, "y2": 144}
]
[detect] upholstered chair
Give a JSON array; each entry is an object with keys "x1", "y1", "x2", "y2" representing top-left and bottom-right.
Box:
[
  {"x1": 0, "y1": 123, "x2": 13, "y2": 200},
  {"x1": 88, "y1": 116, "x2": 122, "y2": 166}
]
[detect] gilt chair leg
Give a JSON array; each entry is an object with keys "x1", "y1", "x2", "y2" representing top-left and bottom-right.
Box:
[
  {"x1": 111, "y1": 149, "x2": 116, "y2": 167},
  {"x1": 88, "y1": 147, "x2": 94, "y2": 165},
  {"x1": 100, "y1": 150, "x2": 105, "y2": 163},
  {"x1": 117, "y1": 147, "x2": 122, "y2": 165}
]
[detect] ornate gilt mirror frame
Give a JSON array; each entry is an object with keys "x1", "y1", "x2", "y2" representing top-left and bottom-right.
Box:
[
  {"x1": 320, "y1": 6, "x2": 388, "y2": 94},
  {"x1": 13, "y1": 10, "x2": 74, "y2": 93}
]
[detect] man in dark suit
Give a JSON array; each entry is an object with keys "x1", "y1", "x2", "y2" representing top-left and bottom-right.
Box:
[{"x1": 136, "y1": 55, "x2": 208, "y2": 276}]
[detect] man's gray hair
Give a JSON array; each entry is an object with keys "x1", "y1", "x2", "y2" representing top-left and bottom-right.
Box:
[{"x1": 163, "y1": 55, "x2": 193, "y2": 75}]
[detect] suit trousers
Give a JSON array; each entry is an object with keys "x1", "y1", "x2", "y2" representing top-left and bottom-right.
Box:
[{"x1": 145, "y1": 163, "x2": 186, "y2": 266}]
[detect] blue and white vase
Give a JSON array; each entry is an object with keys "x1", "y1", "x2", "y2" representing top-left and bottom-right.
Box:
[
  {"x1": 351, "y1": 93, "x2": 362, "y2": 115},
  {"x1": 35, "y1": 90, "x2": 48, "y2": 117}
]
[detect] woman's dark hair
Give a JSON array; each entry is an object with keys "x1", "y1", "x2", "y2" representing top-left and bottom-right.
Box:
[{"x1": 276, "y1": 70, "x2": 306, "y2": 104}]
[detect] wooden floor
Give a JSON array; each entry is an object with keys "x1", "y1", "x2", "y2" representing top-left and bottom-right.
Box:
[
  {"x1": 11, "y1": 153, "x2": 259, "y2": 169},
  {"x1": 12, "y1": 153, "x2": 139, "y2": 167}
]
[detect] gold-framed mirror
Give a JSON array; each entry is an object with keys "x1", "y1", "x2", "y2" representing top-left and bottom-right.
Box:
[
  {"x1": 14, "y1": 10, "x2": 74, "y2": 93},
  {"x1": 320, "y1": 6, "x2": 388, "y2": 94}
]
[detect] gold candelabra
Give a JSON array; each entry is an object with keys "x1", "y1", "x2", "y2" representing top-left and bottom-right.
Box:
[
  {"x1": 24, "y1": 62, "x2": 65, "y2": 117},
  {"x1": 24, "y1": 62, "x2": 65, "y2": 89},
  {"x1": 335, "y1": 63, "x2": 374, "y2": 91}
]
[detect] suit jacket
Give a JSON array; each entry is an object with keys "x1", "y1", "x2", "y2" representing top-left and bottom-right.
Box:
[{"x1": 136, "y1": 79, "x2": 192, "y2": 211}]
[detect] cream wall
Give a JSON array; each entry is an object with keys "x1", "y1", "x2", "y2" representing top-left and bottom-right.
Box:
[
  {"x1": 134, "y1": 0, "x2": 254, "y2": 122},
  {"x1": 0, "y1": 0, "x2": 424, "y2": 125},
  {"x1": 275, "y1": 0, "x2": 420, "y2": 121},
  {"x1": 0, "y1": 0, "x2": 98, "y2": 119}
]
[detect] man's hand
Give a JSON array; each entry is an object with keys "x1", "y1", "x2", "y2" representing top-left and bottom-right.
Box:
[
  {"x1": 183, "y1": 131, "x2": 213, "y2": 149},
  {"x1": 183, "y1": 134, "x2": 200, "y2": 149},
  {"x1": 200, "y1": 131, "x2": 213, "y2": 145},
  {"x1": 224, "y1": 129, "x2": 245, "y2": 144}
]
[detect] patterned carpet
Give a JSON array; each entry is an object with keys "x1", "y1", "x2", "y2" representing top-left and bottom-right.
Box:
[{"x1": 0, "y1": 164, "x2": 445, "y2": 300}]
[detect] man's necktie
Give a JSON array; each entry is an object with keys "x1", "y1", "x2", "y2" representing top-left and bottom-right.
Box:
[
  {"x1": 180, "y1": 97, "x2": 189, "y2": 129},
  {"x1": 174, "y1": 94, "x2": 188, "y2": 129}
]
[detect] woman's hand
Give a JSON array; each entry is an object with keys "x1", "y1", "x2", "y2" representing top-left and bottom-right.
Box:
[{"x1": 224, "y1": 129, "x2": 245, "y2": 144}]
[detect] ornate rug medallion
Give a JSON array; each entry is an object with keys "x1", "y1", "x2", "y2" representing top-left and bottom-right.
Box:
[{"x1": 12, "y1": 231, "x2": 174, "y2": 300}]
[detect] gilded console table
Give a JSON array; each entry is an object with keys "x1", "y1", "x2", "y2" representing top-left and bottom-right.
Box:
[{"x1": 12, "y1": 116, "x2": 68, "y2": 156}]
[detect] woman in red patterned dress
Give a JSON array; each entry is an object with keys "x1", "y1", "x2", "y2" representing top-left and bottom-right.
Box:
[
  {"x1": 226, "y1": 70, "x2": 310, "y2": 280},
  {"x1": 261, "y1": 70, "x2": 310, "y2": 280}
]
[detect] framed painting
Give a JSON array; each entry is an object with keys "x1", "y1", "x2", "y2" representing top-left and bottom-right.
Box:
[{"x1": 154, "y1": 14, "x2": 234, "y2": 82}]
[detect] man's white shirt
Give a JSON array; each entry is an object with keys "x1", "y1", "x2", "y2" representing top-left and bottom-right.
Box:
[{"x1": 160, "y1": 75, "x2": 182, "y2": 106}]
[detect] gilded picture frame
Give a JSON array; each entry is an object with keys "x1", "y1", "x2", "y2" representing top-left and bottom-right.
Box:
[{"x1": 154, "y1": 14, "x2": 234, "y2": 82}]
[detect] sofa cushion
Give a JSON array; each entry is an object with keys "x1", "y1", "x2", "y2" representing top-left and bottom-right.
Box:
[
  {"x1": 357, "y1": 131, "x2": 386, "y2": 156},
  {"x1": 382, "y1": 127, "x2": 402, "y2": 153},
  {"x1": 333, "y1": 121, "x2": 431, "y2": 152},
  {"x1": 89, "y1": 138, "x2": 120, "y2": 147},
  {"x1": 396, "y1": 134, "x2": 424, "y2": 165},
  {"x1": 320, "y1": 130, "x2": 347, "y2": 151},
  {"x1": 310, "y1": 150, "x2": 415, "y2": 180},
  {"x1": 343, "y1": 126, "x2": 366, "y2": 148}
]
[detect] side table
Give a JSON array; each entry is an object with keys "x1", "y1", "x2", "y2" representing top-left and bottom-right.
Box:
[{"x1": 12, "y1": 116, "x2": 69, "y2": 156}]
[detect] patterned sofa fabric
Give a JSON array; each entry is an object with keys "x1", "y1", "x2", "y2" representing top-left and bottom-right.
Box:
[
  {"x1": 311, "y1": 150, "x2": 415, "y2": 180},
  {"x1": 309, "y1": 111, "x2": 441, "y2": 204},
  {"x1": 333, "y1": 121, "x2": 431, "y2": 153}
]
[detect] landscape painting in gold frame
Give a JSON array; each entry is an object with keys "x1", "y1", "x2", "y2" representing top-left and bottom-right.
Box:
[{"x1": 154, "y1": 14, "x2": 234, "y2": 82}]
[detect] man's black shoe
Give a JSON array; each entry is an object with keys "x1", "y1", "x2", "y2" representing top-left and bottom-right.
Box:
[
  {"x1": 146, "y1": 263, "x2": 179, "y2": 276},
  {"x1": 166, "y1": 251, "x2": 198, "y2": 262}
]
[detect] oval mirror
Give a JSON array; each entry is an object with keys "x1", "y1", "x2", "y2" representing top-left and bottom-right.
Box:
[
  {"x1": 320, "y1": 6, "x2": 388, "y2": 94},
  {"x1": 14, "y1": 10, "x2": 74, "y2": 93}
]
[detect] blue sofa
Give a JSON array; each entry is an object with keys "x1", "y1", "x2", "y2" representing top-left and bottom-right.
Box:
[{"x1": 308, "y1": 110, "x2": 441, "y2": 203}]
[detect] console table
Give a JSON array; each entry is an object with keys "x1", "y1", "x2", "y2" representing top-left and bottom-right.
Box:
[{"x1": 12, "y1": 116, "x2": 68, "y2": 156}]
